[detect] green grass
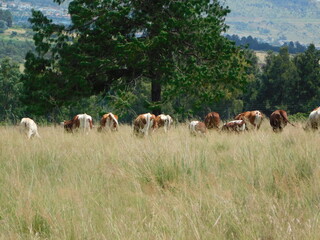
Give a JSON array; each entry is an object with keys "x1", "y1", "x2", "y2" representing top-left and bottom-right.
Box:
[{"x1": 0, "y1": 122, "x2": 319, "y2": 239}]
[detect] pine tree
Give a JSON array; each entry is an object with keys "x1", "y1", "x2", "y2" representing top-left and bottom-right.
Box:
[{"x1": 23, "y1": 0, "x2": 249, "y2": 116}]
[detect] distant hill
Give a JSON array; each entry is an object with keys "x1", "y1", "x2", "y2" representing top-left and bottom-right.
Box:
[
  {"x1": 224, "y1": 0, "x2": 320, "y2": 46},
  {"x1": 6, "y1": 0, "x2": 320, "y2": 47},
  {"x1": 20, "y1": 0, "x2": 70, "y2": 7},
  {"x1": 226, "y1": 34, "x2": 307, "y2": 53}
]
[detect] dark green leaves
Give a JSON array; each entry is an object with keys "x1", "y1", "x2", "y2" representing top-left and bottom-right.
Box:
[{"x1": 23, "y1": 0, "x2": 249, "y2": 117}]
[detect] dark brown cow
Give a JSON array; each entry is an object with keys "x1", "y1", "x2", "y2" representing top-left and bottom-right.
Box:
[
  {"x1": 204, "y1": 112, "x2": 221, "y2": 130},
  {"x1": 270, "y1": 110, "x2": 294, "y2": 132},
  {"x1": 133, "y1": 113, "x2": 157, "y2": 136},
  {"x1": 221, "y1": 120, "x2": 246, "y2": 132},
  {"x1": 235, "y1": 110, "x2": 264, "y2": 130}
]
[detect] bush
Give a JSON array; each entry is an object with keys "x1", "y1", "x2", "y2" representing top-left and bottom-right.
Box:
[{"x1": 289, "y1": 112, "x2": 309, "y2": 121}]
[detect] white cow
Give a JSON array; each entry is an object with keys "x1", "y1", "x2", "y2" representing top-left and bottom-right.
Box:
[
  {"x1": 77, "y1": 113, "x2": 93, "y2": 134},
  {"x1": 305, "y1": 107, "x2": 320, "y2": 131},
  {"x1": 20, "y1": 118, "x2": 40, "y2": 139}
]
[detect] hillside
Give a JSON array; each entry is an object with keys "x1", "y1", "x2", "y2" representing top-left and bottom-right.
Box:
[
  {"x1": 225, "y1": 0, "x2": 320, "y2": 46},
  {"x1": 4, "y1": 0, "x2": 320, "y2": 47}
]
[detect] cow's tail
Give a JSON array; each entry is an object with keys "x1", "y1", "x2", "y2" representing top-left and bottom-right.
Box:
[
  {"x1": 89, "y1": 119, "x2": 93, "y2": 129},
  {"x1": 288, "y1": 120, "x2": 296, "y2": 127},
  {"x1": 110, "y1": 113, "x2": 119, "y2": 131},
  {"x1": 189, "y1": 122, "x2": 197, "y2": 135},
  {"x1": 281, "y1": 111, "x2": 296, "y2": 127},
  {"x1": 163, "y1": 116, "x2": 169, "y2": 133},
  {"x1": 145, "y1": 113, "x2": 151, "y2": 136},
  {"x1": 242, "y1": 117, "x2": 250, "y2": 130},
  {"x1": 36, "y1": 131, "x2": 41, "y2": 138}
]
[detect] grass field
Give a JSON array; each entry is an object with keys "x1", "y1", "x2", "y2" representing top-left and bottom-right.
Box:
[{"x1": 0, "y1": 122, "x2": 320, "y2": 239}]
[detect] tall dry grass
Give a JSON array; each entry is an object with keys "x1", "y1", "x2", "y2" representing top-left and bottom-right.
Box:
[{"x1": 0, "y1": 122, "x2": 319, "y2": 239}]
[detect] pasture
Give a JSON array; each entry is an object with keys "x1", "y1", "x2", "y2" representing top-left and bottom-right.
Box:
[{"x1": 0, "y1": 122, "x2": 319, "y2": 239}]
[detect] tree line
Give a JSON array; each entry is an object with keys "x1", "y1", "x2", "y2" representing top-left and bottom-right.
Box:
[
  {"x1": 226, "y1": 34, "x2": 307, "y2": 54},
  {"x1": 0, "y1": 9, "x2": 13, "y2": 29},
  {"x1": 0, "y1": 0, "x2": 318, "y2": 124}
]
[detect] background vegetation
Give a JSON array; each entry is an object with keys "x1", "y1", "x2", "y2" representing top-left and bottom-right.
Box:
[{"x1": 0, "y1": 1, "x2": 319, "y2": 124}]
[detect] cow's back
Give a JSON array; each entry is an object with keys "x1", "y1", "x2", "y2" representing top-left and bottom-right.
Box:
[
  {"x1": 204, "y1": 112, "x2": 220, "y2": 129},
  {"x1": 189, "y1": 121, "x2": 207, "y2": 135},
  {"x1": 75, "y1": 114, "x2": 93, "y2": 133},
  {"x1": 270, "y1": 110, "x2": 289, "y2": 132},
  {"x1": 100, "y1": 113, "x2": 119, "y2": 131},
  {"x1": 133, "y1": 113, "x2": 156, "y2": 136},
  {"x1": 307, "y1": 107, "x2": 320, "y2": 130},
  {"x1": 20, "y1": 118, "x2": 40, "y2": 138},
  {"x1": 222, "y1": 120, "x2": 245, "y2": 132},
  {"x1": 235, "y1": 110, "x2": 263, "y2": 129},
  {"x1": 156, "y1": 114, "x2": 173, "y2": 132}
]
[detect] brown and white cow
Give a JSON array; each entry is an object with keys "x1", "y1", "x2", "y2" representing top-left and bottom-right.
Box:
[
  {"x1": 305, "y1": 107, "x2": 320, "y2": 131},
  {"x1": 133, "y1": 113, "x2": 157, "y2": 136},
  {"x1": 221, "y1": 120, "x2": 246, "y2": 132},
  {"x1": 189, "y1": 121, "x2": 207, "y2": 136},
  {"x1": 64, "y1": 113, "x2": 93, "y2": 134},
  {"x1": 20, "y1": 117, "x2": 40, "y2": 139},
  {"x1": 204, "y1": 112, "x2": 221, "y2": 130},
  {"x1": 234, "y1": 110, "x2": 263, "y2": 130},
  {"x1": 270, "y1": 110, "x2": 295, "y2": 132},
  {"x1": 155, "y1": 114, "x2": 173, "y2": 133},
  {"x1": 98, "y1": 112, "x2": 119, "y2": 132}
]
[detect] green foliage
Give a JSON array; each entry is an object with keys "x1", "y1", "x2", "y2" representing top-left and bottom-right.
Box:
[
  {"x1": 0, "y1": 39, "x2": 34, "y2": 63},
  {"x1": 0, "y1": 20, "x2": 7, "y2": 29},
  {"x1": 256, "y1": 47, "x2": 299, "y2": 114},
  {"x1": 0, "y1": 58, "x2": 23, "y2": 123},
  {"x1": 0, "y1": 10, "x2": 12, "y2": 28},
  {"x1": 289, "y1": 112, "x2": 309, "y2": 122},
  {"x1": 244, "y1": 44, "x2": 320, "y2": 116},
  {"x1": 23, "y1": 0, "x2": 249, "y2": 118},
  {"x1": 292, "y1": 44, "x2": 320, "y2": 112}
]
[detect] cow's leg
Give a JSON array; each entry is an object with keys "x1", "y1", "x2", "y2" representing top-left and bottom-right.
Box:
[{"x1": 27, "y1": 129, "x2": 33, "y2": 139}]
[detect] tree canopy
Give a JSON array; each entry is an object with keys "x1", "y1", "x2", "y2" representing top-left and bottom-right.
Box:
[
  {"x1": 22, "y1": 0, "x2": 249, "y2": 118},
  {"x1": 0, "y1": 58, "x2": 23, "y2": 122}
]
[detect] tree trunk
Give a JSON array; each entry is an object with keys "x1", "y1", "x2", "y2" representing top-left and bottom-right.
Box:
[{"x1": 151, "y1": 78, "x2": 161, "y2": 116}]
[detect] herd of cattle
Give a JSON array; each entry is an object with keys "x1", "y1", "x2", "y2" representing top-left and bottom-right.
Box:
[{"x1": 18, "y1": 107, "x2": 320, "y2": 139}]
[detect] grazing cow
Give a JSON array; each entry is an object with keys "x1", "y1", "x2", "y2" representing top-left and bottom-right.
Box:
[
  {"x1": 270, "y1": 110, "x2": 295, "y2": 132},
  {"x1": 155, "y1": 114, "x2": 173, "y2": 132},
  {"x1": 20, "y1": 118, "x2": 40, "y2": 139},
  {"x1": 133, "y1": 113, "x2": 157, "y2": 136},
  {"x1": 204, "y1": 112, "x2": 221, "y2": 130},
  {"x1": 305, "y1": 107, "x2": 320, "y2": 131},
  {"x1": 189, "y1": 121, "x2": 207, "y2": 136},
  {"x1": 64, "y1": 113, "x2": 93, "y2": 134},
  {"x1": 235, "y1": 110, "x2": 263, "y2": 130},
  {"x1": 98, "y1": 113, "x2": 119, "y2": 132},
  {"x1": 221, "y1": 120, "x2": 246, "y2": 132}
]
